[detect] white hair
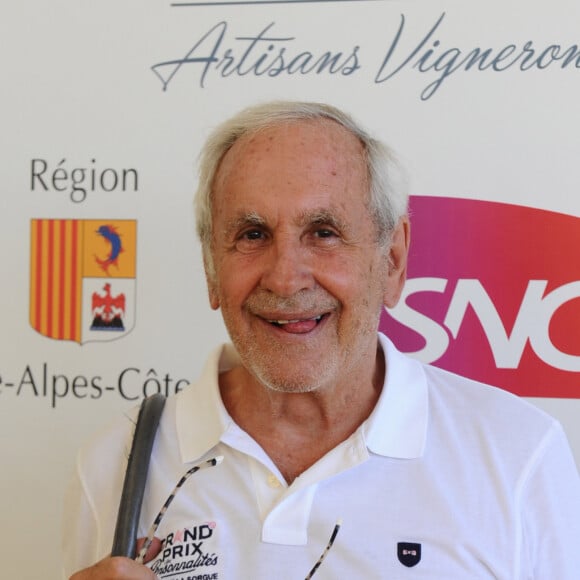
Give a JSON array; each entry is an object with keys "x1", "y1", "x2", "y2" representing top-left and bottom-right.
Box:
[{"x1": 194, "y1": 101, "x2": 408, "y2": 277}]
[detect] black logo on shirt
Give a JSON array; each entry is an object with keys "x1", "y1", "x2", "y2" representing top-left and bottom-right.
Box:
[{"x1": 397, "y1": 542, "x2": 421, "y2": 567}]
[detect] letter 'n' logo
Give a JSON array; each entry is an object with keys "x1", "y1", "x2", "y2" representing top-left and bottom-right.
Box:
[{"x1": 397, "y1": 542, "x2": 421, "y2": 567}]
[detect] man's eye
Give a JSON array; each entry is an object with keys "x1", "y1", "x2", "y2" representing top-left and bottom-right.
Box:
[
  {"x1": 241, "y1": 229, "x2": 264, "y2": 241},
  {"x1": 314, "y1": 228, "x2": 336, "y2": 239},
  {"x1": 234, "y1": 229, "x2": 267, "y2": 251}
]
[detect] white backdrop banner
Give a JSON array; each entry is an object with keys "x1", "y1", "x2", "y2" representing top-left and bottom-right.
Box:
[{"x1": 2, "y1": 1, "x2": 580, "y2": 578}]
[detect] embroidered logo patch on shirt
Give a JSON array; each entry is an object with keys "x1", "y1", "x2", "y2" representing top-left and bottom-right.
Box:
[{"x1": 397, "y1": 542, "x2": 421, "y2": 567}]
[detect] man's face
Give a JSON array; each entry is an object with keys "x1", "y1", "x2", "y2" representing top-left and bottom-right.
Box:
[{"x1": 208, "y1": 119, "x2": 408, "y2": 393}]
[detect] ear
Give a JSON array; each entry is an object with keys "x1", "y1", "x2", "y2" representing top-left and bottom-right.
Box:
[
  {"x1": 203, "y1": 254, "x2": 221, "y2": 311},
  {"x1": 383, "y1": 216, "x2": 410, "y2": 308},
  {"x1": 208, "y1": 279, "x2": 220, "y2": 310}
]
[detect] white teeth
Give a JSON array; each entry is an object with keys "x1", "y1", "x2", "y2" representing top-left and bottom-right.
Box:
[{"x1": 270, "y1": 315, "x2": 322, "y2": 325}]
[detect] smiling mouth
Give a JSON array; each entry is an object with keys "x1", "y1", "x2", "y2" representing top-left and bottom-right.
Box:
[
  {"x1": 264, "y1": 313, "x2": 328, "y2": 334},
  {"x1": 268, "y1": 315, "x2": 323, "y2": 327}
]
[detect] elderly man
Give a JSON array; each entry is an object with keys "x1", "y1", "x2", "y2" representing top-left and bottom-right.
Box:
[{"x1": 63, "y1": 101, "x2": 580, "y2": 579}]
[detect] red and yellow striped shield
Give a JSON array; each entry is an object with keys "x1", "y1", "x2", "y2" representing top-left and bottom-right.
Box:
[{"x1": 30, "y1": 219, "x2": 137, "y2": 343}]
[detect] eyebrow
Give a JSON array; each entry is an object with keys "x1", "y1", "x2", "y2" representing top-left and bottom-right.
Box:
[
  {"x1": 222, "y1": 211, "x2": 266, "y2": 238},
  {"x1": 222, "y1": 207, "x2": 351, "y2": 238},
  {"x1": 297, "y1": 208, "x2": 348, "y2": 232}
]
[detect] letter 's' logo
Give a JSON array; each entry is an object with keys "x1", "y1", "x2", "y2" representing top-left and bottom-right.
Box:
[
  {"x1": 381, "y1": 196, "x2": 580, "y2": 398},
  {"x1": 29, "y1": 219, "x2": 137, "y2": 344}
]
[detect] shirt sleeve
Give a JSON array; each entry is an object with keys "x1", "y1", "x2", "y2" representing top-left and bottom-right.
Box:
[
  {"x1": 519, "y1": 421, "x2": 580, "y2": 579},
  {"x1": 61, "y1": 414, "x2": 134, "y2": 579},
  {"x1": 61, "y1": 451, "x2": 103, "y2": 578}
]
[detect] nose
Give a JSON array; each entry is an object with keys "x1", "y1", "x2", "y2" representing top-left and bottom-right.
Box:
[{"x1": 259, "y1": 235, "x2": 314, "y2": 297}]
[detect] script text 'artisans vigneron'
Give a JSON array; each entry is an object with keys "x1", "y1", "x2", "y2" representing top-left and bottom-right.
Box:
[{"x1": 150, "y1": 14, "x2": 580, "y2": 100}]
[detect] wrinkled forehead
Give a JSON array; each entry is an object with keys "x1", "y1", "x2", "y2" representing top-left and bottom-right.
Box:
[{"x1": 213, "y1": 118, "x2": 368, "y2": 194}]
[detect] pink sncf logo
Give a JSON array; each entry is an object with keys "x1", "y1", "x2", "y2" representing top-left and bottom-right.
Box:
[{"x1": 380, "y1": 196, "x2": 580, "y2": 398}]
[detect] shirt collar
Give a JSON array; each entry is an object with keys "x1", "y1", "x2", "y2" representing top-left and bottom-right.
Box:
[
  {"x1": 176, "y1": 343, "x2": 237, "y2": 463},
  {"x1": 362, "y1": 333, "x2": 428, "y2": 459},
  {"x1": 176, "y1": 334, "x2": 429, "y2": 463}
]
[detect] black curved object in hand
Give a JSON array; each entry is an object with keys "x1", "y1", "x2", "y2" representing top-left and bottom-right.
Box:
[{"x1": 111, "y1": 393, "x2": 166, "y2": 558}]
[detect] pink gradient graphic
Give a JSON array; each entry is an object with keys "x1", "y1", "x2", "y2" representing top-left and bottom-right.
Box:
[{"x1": 380, "y1": 196, "x2": 580, "y2": 398}]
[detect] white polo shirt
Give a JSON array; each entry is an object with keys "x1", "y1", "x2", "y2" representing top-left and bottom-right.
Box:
[{"x1": 62, "y1": 334, "x2": 580, "y2": 579}]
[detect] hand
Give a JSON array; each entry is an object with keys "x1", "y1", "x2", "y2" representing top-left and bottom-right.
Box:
[
  {"x1": 69, "y1": 556, "x2": 157, "y2": 580},
  {"x1": 135, "y1": 536, "x2": 163, "y2": 564}
]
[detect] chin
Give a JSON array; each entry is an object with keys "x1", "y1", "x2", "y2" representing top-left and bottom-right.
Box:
[
  {"x1": 233, "y1": 337, "x2": 338, "y2": 393},
  {"x1": 252, "y1": 366, "x2": 327, "y2": 394},
  {"x1": 263, "y1": 380, "x2": 322, "y2": 394}
]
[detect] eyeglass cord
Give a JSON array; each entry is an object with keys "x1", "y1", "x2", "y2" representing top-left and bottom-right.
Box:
[{"x1": 135, "y1": 456, "x2": 341, "y2": 578}]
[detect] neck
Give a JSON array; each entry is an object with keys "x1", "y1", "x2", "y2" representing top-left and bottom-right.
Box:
[{"x1": 219, "y1": 344, "x2": 385, "y2": 483}]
